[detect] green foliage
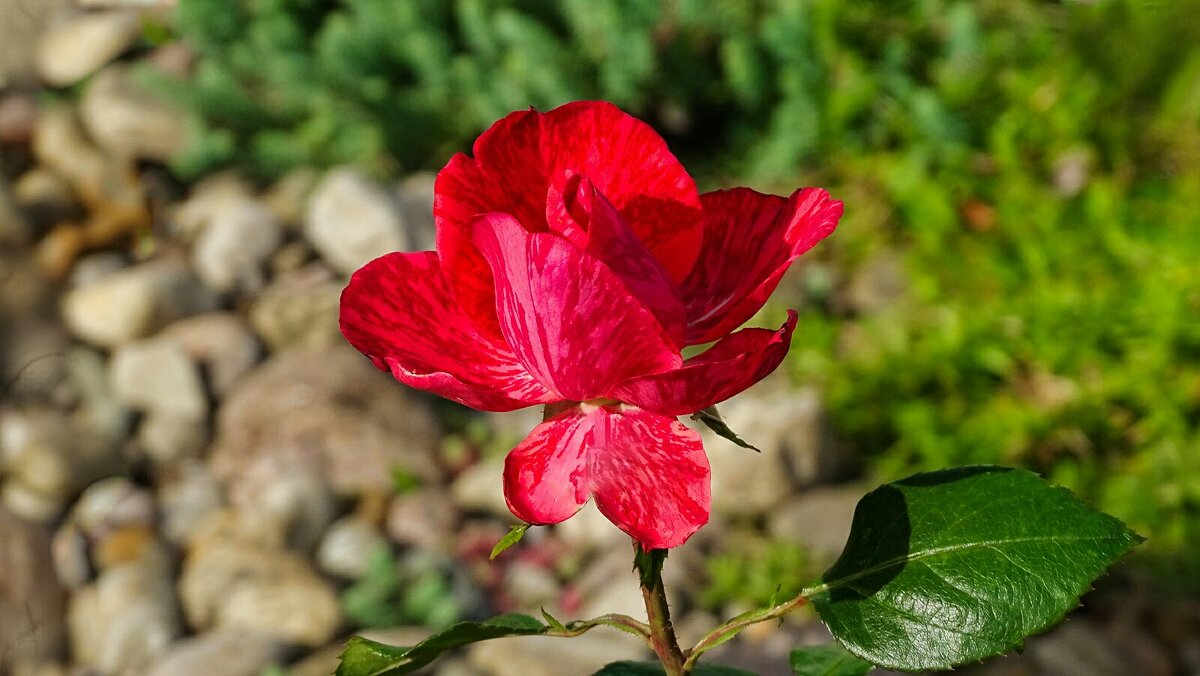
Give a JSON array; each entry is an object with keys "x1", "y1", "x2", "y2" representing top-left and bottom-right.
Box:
[
  {"x1": 701, "y1": 540, "x2": 812, "y2": 611},
  {"x1": 341, "y1": 548, "x2": 461, "y2": 630},
  {"x1": 337, "y1": 614, "x2": 549, "y2": 676},
  {"x1": 790, "y1": 643, "x2": 873, "y2": 676},
  {"x1": 807, "y1": 467, "x2": 1140, "y2": 671}
]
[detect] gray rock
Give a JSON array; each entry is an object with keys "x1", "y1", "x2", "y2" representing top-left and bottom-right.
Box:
[
  {"x1": 68, "y1": 543, "x2": 181, "y2": 675},
  {"x1": 704, "y1": 381, "x2": 841, "y2": 516},
  {"x1": 182, "y1": 189, "x2": 283, "y2": 293},
  {"x1": 450, "y1": 456, "x2": 509, "y2": 518},
  {"x1": 0, "y1": 507, "x2": 67, "y2": 671},
  {"x1": 468, "y1": 631, "x2": 645, "y2": 676},
  {"x1": 156, "y1": 460, "x2": 224, "y2": 545},
  {"x1": 317, "y1": 516, "x2": 388, "y2": 579},
  {"x1": 179, "y1": 537, "x2": 342, "y2": 647},
  {"x1": 263, "y1": 167, "x2": 318, "y2": 228},
  {"x1": 224, "y1": 456, "x2": 336, "y2": 553},
  {"x1": 62, "y1": 257, "x2": 218, "y2": 347},
  {"x1": 767, "y1": 484, "x2": 862, "y2": 560},
  {"x1": 0, "y1": 0, "x2": 67, "y2": 87},
  {"x1": 305, "y1": 167, "x2": 408, "y2": 275},
  {"x1": 386, "y1": 488, "x2": 458, "y2": 551},
  {"x1": 503, "y1": 561, "x2": 561, "y2": 612},
  {"x1": 80, "y1": 64, "x2": 188, "y2": 162},
  {"x1": 69, "y1": 476, "x2": 156, "y2": 541},
  {"x1": 110, "y1": 336, "x2": 209, "y2": 419},
  {"x1": 394, "y1": 171, "x2": 436, "y2": 251},
  {"x1": 210, "y1": 346, "x2": 441, "y2": 497},
  {"x1": 35, "y1": 9, "x2": 141, "y2": 86},
  {"x1": 145, "y1": 630, "x2": 285, "y2": 676},
  {"x1": 248, "y1": 264, "x2": 343, "y2": 351},
  {"x1": 137, "y1": 411, "x2": 209, "y2": 464},
  {"x1": 162, "y1": 313, "x2": 262, "y2": 395},
  {"x1": 0, "y1": 408, "x2": 75, "y2": 520}
]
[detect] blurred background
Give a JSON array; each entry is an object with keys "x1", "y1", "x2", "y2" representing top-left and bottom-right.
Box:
[{"x1": 1, "y1": 0, "x2": 1198, "y2": 674}]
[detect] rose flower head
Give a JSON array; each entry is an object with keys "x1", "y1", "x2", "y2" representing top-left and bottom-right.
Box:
[{"x1": 340, "y1": 101, "x2": 843, "y2": 550}]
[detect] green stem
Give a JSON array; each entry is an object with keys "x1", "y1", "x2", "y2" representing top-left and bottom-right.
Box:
[
  {"x1": 682, "y1": 594, "x2": 809, "y2": 670},
  {"x1": 634, "y1": 545, "x2": 687, "y2": 675}
]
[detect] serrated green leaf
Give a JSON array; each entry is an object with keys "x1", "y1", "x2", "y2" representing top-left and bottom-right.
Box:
[
  {"x1": 693, "y1": 407, "x2": 761, "y2": 452},
  {"x1": 593, "y1": 661, "x2": 758, "y2": 675},
  {"x1": 790, "y1": 643, "x2": 873, "y2": 675},
  {"x1": 808, "y1": 466, "x2": 1142, "y2": 671},
  {"x1": 336, "y1": 614, "x2": 548, "y2": 675},
  {"x1": 490, "y1": 524, "x2": 530, "y2": 560}
]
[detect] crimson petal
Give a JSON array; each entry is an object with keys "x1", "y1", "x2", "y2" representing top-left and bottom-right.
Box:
[
  {"x1": 589, "y1": 406, "x2": 711, "y2": 550},
  {"x1": 472, "y1": 213, "x2": 682, "y2": 402},
  {"x1": 503, "y1": 407, "x2": 592, "y2": 525},
  {"x1": 681, "y1": 187, "x2": 842, "y2": 345},
  {"x1": 610, "y1": 311, "x2": 798, "y2": 417},
  {"x1": 436, "y1": 101, "x2": 704, "y2": 339},
  {"x1": 546, "y1": 173, "x2": 687, "y2": 345},
  {"x1": 339, "y1": 251, "x2": 555, "y2": 412}
]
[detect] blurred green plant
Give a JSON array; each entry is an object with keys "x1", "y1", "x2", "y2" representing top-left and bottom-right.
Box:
[
  {"x1": 341, "y1": 547, "x2": 462, "y2": 629},
  {"x1": 701, "y1": 539, "x2": 813, "y2": 611}
]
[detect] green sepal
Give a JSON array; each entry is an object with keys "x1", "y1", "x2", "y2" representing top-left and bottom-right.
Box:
[
  {"x1": 692, "y1": 406, "x2": 761, "y2": 452},
  {"x1": 490, "y1": 523, "x2": 530, "y2": 560}
]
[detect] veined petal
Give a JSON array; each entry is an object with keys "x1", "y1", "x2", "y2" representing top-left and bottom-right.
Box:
[
  {"x1": 435, "y1": 102, "x2": 704, "y2": 338},
  {"x1": 610, "y1": 311, "x2": 798, "y2": 417},
  {"x1": 472, "y1": 213, "x2": 682, "y2": 402},
  {"x1": 589, "y1": 406, "x2": 711, "y2": 550},
  {"x1": 503, "y1": 407, "x2": 592, "y2": 525},
  {"x1": 339, "y1": 251, "x2": 555, "y2": 412},
  {"x1": 546, "y1": 173, "x2": 687, "y2": 345},
  {"x1": 682, "y1": 187, "x2": 842, "y2": 345}
]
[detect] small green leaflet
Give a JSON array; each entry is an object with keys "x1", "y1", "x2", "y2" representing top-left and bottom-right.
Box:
[
  {"x1": 593, "y1": 661, "x2": 757, "y2": 675},
  {"x1": 790, "y1": 644, "x2": 873, "y2": 675},
  {"x1": 490, "y1": 524, "x2": 530, "y2": 560},
  {"x1": 337, "y1": 614, "x2": 548, "y2": 676},
  {"x1": 807, "y1": 466, "x2": 1142, "y2": 671},
  {"x1": 693, "y1": 406, "x2": 760, "y2": 452}
]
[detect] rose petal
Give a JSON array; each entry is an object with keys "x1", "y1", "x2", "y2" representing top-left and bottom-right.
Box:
[
  {"x1": 436, "y1": 101, "x2": 704, "y2": 338},
  {"x1": 610, "y1": 311, "x2": 798, "y2": 416},
  {"x1": 589, "y1": 405, "x2": 711, "y2": 550},
  {"x1": 339, "y1": 251, "x2": 556, "y2": 412},
  {"x1": 546, "y1": 173, "x2": 687, "y2": 345},
  {"x1": 681, "y1": 187, "x2": 842, "y2": 345},
  {"x1": 503, "y1": 406, "x2": 592, "y2": 524},
  {"x1": 472, "y1": 213, "x2": 682, "y2": 402}
]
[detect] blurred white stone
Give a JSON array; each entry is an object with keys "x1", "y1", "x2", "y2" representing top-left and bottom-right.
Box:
[
  {"x1": 68, "y1": 545, "x2": 181, "y2": 675},
  {"x1": 182, "y1": 190, "x2": 282, "y2": 293},
  {"x1": 305, "y1": 167, "x2": 408, "y2": 275},
  {"x1": 162, "y1": 313, "x2": 262, "y2": 395},
  {"x1": 451, "y1": 456, "x2": 509, "y2": 518},
  {"x1": 61, "y1": 258, "x2": 217, "y2": 347},
  {"x1": 80, "y1": 64, "x2": 188, "y2": 161},
  {"x1": 145, "y1": 630, "x2": 285, "y2": 676},
  {"x1": 110, "y1": 337, "x2": 208, "y2": 419},
  {"x1": 317, "y1": 517, "x2": 387, "y2": 579},
  {"x1": 248, "y1": 264, "x2": 343, "y2": 351},
  {"x1": 35, "y1": 9, "x2": 141, "y2": 86}
]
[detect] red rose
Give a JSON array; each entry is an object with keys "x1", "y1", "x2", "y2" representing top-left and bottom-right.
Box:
[{"x1": 340, "y1": 101, "x2": 842, "y2": 550}]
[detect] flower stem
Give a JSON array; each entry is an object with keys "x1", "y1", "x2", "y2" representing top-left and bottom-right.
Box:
[{"x1": 633, "y1": 545, "x2": 687, "y2": 675}]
